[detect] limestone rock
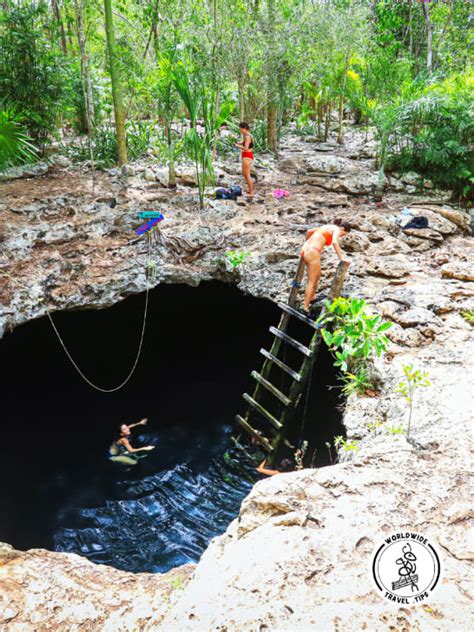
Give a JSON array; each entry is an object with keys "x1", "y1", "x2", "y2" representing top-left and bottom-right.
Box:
[
  {"x1": 400, "y1": 171, "x2": 423, "y2": 186},
  {"x1": 177, "y1": 168, "x2": 198, "y2": 186},
  {"x1": 0, "y1": 544, "x2": 194, "y2": 631},
  {"x1": 305, "y1": 154, "x2": 347, "y2": 174},
  {"x1": 435, "y1": 207, "x2": 470, "y2": 232},
  {"x1": 402, "y1": 227, "x2": 444, "y2": 242},
  {"x1": 342, "y1": 231, "x2": 371, "y2": 253},
  {"x1": 154, "y1": 168, "x2": 170, "y2": 186},
  {"x1": 0, "y1": 162, "x2": 49, "y2": 181},
  {"x1": 343, "y1": 171, "x2": 386, "y2": 195},
  {"x1": 441, "y1": 263, "x2": 474, "y2": 282},
  {"x1": 277, "y1": 156, "x2": 305, "y2": 174},
  {"x1": 121, "y1": 164, "x2": 135, "y2": 177},
  {"x1": 53, "y1": 155, "x2": 72, "y2": 168},
  {"x1": 388, "y1": 176, "x2": 406, "y2": 192},
  {"x1": 144, "y1": 168, "x2": 157, "y2": 182},
  {"x1": 365, "y1": 256, "x2": 411, "y2": 278}
]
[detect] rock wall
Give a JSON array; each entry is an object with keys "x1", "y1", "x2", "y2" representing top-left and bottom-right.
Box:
[
  {"x1": 0, "y1": 132, "x2": 472, "y2": 630},
  {"x1": 0, "y1": 543, "x2": 193, "y2": 631}
]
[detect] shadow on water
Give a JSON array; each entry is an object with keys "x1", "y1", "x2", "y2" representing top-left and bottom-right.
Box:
[{"x1": 0, "y1": 281, "x2": 344, "y2": 573}]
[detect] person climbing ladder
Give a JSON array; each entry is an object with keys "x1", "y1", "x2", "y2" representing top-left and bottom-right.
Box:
[{"x1": 300, "y1": 219, "x2": 352, "y2": 314}]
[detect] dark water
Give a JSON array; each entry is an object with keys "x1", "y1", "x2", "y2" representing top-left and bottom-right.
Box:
[
  {"x1": 0, "y1": 281, "x2": 343, "y2": 573},
  {"x1": 52, "y1": 446, "x2": 255, "y2": 573}
]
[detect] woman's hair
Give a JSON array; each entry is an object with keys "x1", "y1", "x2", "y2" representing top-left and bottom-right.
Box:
[
  {"x1": 279, "y1": 458, "x2": 294, "y2": 472},
  {"x1": 239, "y1": 121, "x2": 250, "y2": 130},
  {"x1": 334, "y1": 218, "x2": 352, "y2": 232}
]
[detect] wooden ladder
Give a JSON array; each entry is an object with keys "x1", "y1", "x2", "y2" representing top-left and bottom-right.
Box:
[{"x1": 235, "y1": 259, "x2": 350, "y2": 463}]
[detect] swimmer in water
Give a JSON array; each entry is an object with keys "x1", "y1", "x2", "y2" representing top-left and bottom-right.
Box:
[{"x1": 109, "y1": 418, "x2": 155, "y2": 465}]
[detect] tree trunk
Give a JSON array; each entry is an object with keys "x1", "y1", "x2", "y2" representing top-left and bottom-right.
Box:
[
  {"x1": 408, "y1": 0, "x2": 413, "y2": 56},
  {"x1": 267, "y1": 104, "x2": 277, "y2": 153},
  {"x1": 238, "y1": 74, "x2": 245, "y2": 121},
  {"x1": 422, "y1": 2, "x2": 433, "y2": 74},
  {"x1": 51, "y1": 0, "x2": 68, "y2": 55},
  {"x1": 167, "y1": 119, "x2": 176, "y2": 189},
  {"x1": 337, "y1": 52, "x2": 350, "y2": 145},
  {"x1": 103, "y1": 0, "x2": 127, "y2": 165},
  {"x1": 337, "y1": 95, "x2": 344, "y2": 144},
  {"x1": 266, "y1": 0, "x2": 278, "y2": 153},
  {"x1": 75, "y1": 0, "x2": 95, "y2": 132},
  {"x1": 324, "y1": 104, "x2": 330, "y2": 142}
]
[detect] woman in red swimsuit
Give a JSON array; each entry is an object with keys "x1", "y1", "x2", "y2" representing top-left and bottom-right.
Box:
[
  {"x1": 300, "y1": 219, "x2": 352, "y2": 314},
  {"x1": 235, "y1": 121, "x2": 255, "y2": 198}
]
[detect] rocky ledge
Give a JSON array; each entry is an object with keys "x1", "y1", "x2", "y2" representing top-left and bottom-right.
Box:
[{"x1": 0, "y1": 132, "x2": 472, "y2": 630}]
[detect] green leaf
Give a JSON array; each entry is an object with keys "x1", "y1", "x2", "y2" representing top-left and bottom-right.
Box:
[{"x1": 321, "y1": 330, "x2": 333, "y2": 346}]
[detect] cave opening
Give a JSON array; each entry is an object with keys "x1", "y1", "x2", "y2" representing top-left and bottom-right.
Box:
[{"x1": 0, "y1": 281, "x2": 345, "y2": 573}]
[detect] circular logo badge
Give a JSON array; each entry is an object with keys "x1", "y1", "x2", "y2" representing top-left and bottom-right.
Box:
[{"x1": 371, "y1": 532, "x2": 442, "y2": 605}]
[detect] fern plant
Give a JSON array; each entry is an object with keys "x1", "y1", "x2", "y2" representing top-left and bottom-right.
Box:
[{"x1": 0, "y1": 108, "x2": 38, "y2": 170}]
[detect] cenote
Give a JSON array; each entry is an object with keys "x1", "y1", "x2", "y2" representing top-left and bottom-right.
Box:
[{"x1": 0, "y1": 281, "x2": 344, "y2": 573}]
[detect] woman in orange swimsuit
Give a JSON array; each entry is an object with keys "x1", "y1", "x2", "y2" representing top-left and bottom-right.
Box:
[
  {"x1": 300, "y1": 219, "x2": 351, "y2": 313},
  {"x1": 235, "y1": 121, "x2": 255, "y2": 198}
]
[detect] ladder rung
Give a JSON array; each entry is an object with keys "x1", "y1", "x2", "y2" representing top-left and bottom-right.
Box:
[
  {"x1": 277, "y1": 302, "x2": 319, "y2": 329},
  {"x1": 242, "y1": 393, "x2": 283, "y2": 429},
  {"x1": 251, "y1": 371, "x2": 291, "y2": 406},
  {"x1": 269, "y1": 326, "x2": 312, "y2": 357},
  {"x1": 235, "y1": 416, "x2": 273, "y2": 452},
  {"x1": 260, "y1": 349, "x2": 302, "y2": 382}
]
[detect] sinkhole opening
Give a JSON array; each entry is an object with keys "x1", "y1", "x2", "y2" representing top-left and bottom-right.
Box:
[{"x1": 0, "y1": 281, "x2": 345, "y2": 573}]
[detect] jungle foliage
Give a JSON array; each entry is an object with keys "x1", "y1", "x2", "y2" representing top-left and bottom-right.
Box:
[{"x1": 0, "y1": 0, "x2": 472, "y2": 196}]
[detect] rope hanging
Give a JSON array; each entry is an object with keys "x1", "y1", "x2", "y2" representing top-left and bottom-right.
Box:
[
  {"x1": 1, "y1": 232, "x2": 153, "y2": 393},
  {"x1": 298, "y1": 353, "x2": 315, "y2": 447}
]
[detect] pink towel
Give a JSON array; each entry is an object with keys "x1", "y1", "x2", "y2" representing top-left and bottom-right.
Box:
[{"x1": 272, "y1": 189, "x2": 290, "y2": 199}]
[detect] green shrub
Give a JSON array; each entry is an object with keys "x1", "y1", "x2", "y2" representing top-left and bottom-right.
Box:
[
  {"x1": 387, "y1": 73, "x2": 474, "y2": 198},
  {"x1": 318, "y1": 297, "x2": 392, "y2": 397},
  {"x1": 0, "y1": 4, "x2": 72, "y2": 148},
  {"x1": 67, "y1": 120, "x2": 154, "y2": 168},
  {"x1": 318, "y1": 297, "x2": 392, "y2": 372},
  {"x1": 0, "y1": 108, "x2": 38, "y2": 170}
]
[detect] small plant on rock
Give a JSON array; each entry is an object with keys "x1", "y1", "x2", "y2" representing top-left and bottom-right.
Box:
[
  {"x1": 367, "y1": 419, "x2": 384, "y2": 433},
  {"x1": 395, "y1": 364, "x2": 430, "y2": 437},
  {"x1": 386, "y1": 425, "x2": 405, "y2": 435},
  {"x1": 461, "y1": 309, "x2": 474, "y2": 324},
  {"x1": 225, "y1": 250, "x2": 252, "y2": 270},
  {"x1": 340, "y1": 367, "x2": 375, "y2": 397},
  {"x1": 333, "y1": 435, "x2": 359, "y2": 456}
]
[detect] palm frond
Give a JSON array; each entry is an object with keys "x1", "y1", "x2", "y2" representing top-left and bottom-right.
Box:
[{"x1": 0, "y1": 109, "x2": 38, "y2": 170}]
